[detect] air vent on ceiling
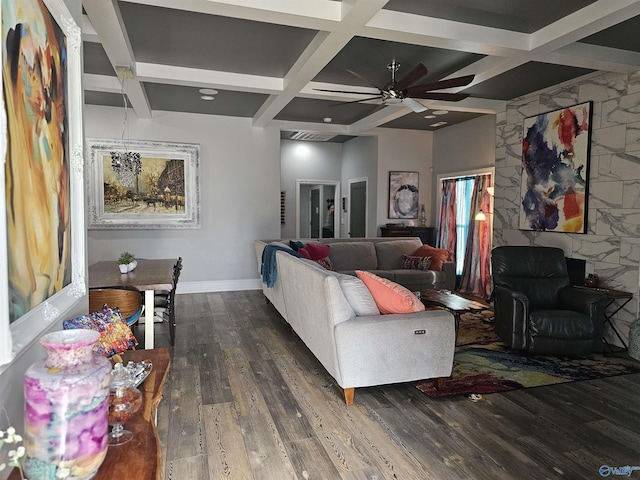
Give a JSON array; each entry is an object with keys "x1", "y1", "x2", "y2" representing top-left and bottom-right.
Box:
[{"x1": 290, "y1": 131, "x2": 336, "y2": 142}]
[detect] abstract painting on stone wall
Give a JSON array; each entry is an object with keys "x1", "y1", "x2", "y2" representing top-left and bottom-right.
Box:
[{"x1": 520, "y1": 101, "x2": 592, "y2": 233}]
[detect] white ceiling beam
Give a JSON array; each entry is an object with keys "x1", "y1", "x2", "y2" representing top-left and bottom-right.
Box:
[
  {"x1": 83, "y1": 74, "x2": 122, "y2": 94},
  {"x1": 135, "y1": 63, "x2": 283, "y2": 94},
  {"x1": 119, "y1": 0, "x2": 341, "y2": 31},
  {"x1": 253, "y1": 0, "x2": 388, "y2": 128},
  {"x1": 83, "y1": 0, "x2": 152, "y2": 118},
  {"x1": 363, "y1": 10, "x2": 529, "y2": 56},
  {"x1": 539, "y1": 44, "x2": 640, "y2": 74},
  {"x1": 82, "y1": 15, "x2": 100, "y2": 43}
]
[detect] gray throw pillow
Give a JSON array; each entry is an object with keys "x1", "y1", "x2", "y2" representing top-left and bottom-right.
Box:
[{"x1": 334, "y1": 273, "x2": 380, "y2": 316}]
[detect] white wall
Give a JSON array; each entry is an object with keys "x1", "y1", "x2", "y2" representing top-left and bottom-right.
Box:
[
  {"x1": 494, "y1": 71, "x2": 640, "y2": 346},
  {"x1": 341, "y1": 135, "x2": 378, "y2": 237},
  {"x1": 373, "y1": 128, "x2": 433, "y2": 233},
  {"x1": 432, "y1": 115, "x2": 496, "y2": 222},
  {"x1": 85, "y1": 106, "x2": 281, "y2": 292},
  {"x1": 280, "y1": 140, "x2": 343, "y2": 238}
]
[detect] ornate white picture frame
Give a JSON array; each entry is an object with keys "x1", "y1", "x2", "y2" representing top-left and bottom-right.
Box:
[
  {"x1": 1, "y1": 0, "x2": 86, "y2": 366},
  {"x1": 86, "y1": 138, "x2": 201, "y2": 229}
]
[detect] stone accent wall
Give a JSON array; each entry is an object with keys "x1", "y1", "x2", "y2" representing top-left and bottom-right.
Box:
[{"x1": 495, "y1": 71, "x2": 640, "y2": 347}]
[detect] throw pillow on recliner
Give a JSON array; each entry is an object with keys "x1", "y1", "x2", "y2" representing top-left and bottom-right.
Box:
[{"x1": 413, "y1": 245, "x2": 452, "y2": 271}]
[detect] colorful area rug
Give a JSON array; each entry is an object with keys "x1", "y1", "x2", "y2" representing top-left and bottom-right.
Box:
[{"x1": 416, "y1": 310, "x2": 640, "y2": 397}]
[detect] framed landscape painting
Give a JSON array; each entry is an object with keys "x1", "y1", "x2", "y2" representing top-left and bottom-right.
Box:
[
  {"x1": 87, "y1": 139, "x2": 201, "y2": 229},
  {"x1": 389, "y1": 171, "x2": 419, "y2": 219},
  {"x1": 520, "y1": 101, "x2": 592, "y2": 233},
  {"x1": 1, "y1": 0, "x2": 86, "y2": 365}
]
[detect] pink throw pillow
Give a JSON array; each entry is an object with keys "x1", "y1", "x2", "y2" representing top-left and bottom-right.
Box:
[{"x1": 355, "y1": 270, "x2": 425, "y2": 314}]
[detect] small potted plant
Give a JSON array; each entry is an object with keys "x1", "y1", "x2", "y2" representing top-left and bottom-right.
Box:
[{"x1": 118, "y1": 252, "x2": 134, "y2": 273}]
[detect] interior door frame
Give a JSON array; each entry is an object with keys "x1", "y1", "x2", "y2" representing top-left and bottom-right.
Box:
[
  {"x1": 348, "y1": 177, "x2": 368, "y2": 238},
  {"x1": 296, "y1": 179, "x2": 341, "y2": 238}
]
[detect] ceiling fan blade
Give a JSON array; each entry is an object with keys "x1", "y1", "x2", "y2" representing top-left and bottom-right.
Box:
[
  {"x1": 405, "y1": 75, "x2": 475, "y2": 96},
  {"x1": 314, "y1": 88, "x2": 381, "y2": 95},
  {"x1": 330, "y1": 95, "x2": 383, "y2": 106},
  {"x1": 346, "y1": 69, "x2": 384, "y2": 91},
  {"x1": 408, "y1": 92, "x2": 470, "y2": 102},
  {"x1": 402, "y1": 97, "x2": 428, "y2": 113},
  {"x1": 396, "y1": 63, "x2": 428, "y2": 91}
]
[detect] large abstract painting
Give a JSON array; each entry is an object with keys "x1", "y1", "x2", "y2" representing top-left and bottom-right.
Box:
[
  {"x1": 87, "y1": 139, "x2": 200, "y2": 229},
  {"x1": 389, "y1": 171, "x2": 419, "y2": 219},
  {"x1": 520, "y1": 102, "x2": 592, "y2": 233},
  {"x1": 1, "y1": 0, "x2": 86, "y2": 365}
]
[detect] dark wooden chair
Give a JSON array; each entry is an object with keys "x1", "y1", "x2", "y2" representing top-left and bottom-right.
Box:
[
  {"x1": 89, "y1": 286, "x2": 143, "y2": 327},
  {"x1": 154, "y1": 257, "x2": 183, "y2": 346}
]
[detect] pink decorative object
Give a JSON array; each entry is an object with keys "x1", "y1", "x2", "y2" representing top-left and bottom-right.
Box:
[{"x1": 23, "y1": 330, "x2": 112, "y2": 480}]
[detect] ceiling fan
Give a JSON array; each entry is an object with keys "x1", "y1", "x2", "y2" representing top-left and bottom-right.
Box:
[{"x1": 315, "y1": 60, "x2": 474, "y2": 113}]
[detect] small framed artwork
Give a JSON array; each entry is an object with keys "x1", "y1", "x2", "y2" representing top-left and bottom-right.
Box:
[
  {"x1": 389, "y1": 171, "x2": 419, "y2": 219},
  {"x1": 86, "y1": 138, "x2": 201, "y2": 229},
  {"x1": 520, "y1": 101, "x2": 592, "y2": 233}
]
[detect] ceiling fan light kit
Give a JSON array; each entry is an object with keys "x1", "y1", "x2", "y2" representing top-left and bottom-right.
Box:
[{"x1": 314, "y1": 60, "x2": 474, "y2": 115}]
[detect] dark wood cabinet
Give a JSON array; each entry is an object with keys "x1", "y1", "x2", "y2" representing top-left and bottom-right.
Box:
[{"x1": 380, "y1": 226, "x2": 436, "y2": 246}]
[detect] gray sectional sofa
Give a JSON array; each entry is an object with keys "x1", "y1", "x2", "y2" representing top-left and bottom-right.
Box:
[{"x1": 254, "y1": 237, "x2": 456, "y2": 405}]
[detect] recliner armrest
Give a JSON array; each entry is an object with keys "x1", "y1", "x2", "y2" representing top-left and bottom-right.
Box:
[
  {"x1": 558, "y1": 286, "x2": 607, "y2": 315},
  {"x1": 493, "y1": 285, "x2": 529, "y2": 349}
]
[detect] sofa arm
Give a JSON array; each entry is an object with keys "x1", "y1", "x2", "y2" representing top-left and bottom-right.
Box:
[
  {"x1": 441, "y1": 261, "x2": 455, "y2": 291},
  {"x1": 334, "y1": 310, "x2": 455, "y2": 389}
]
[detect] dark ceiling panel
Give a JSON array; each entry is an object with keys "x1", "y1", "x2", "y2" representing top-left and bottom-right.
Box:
[
  {"x1": 118, "y1": 2, "x2": 318, "y2": 77},
  {"x1": 382, "y1": 111, "x2": 485, "y2": 130},
  {"x1": 463, "y1": 62, "x2": 594, "y2": 100},
  {"x1": 384, "y1": 0, "x2": 598, "y2": 33},
  {"x1": 143, "y1": 83, "x2": 268, "y2": 117},
  {"x1": 275, "y1": 97, "x2": 380, "y2": 124},
  {"x1": 314, "y1": 36, "x2": 483, "y2": 88},
  {"x1": 85, "y1": 91, "x2": 130, "y2": 108},
  {"x1": 579, "y1": 15, "x2": 640, "y2": 53},
  {"x1": 83, "y1": 42, "x2": 116, "y2": 76}
]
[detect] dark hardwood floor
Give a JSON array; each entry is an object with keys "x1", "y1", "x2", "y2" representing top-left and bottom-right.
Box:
[{"x1": 146, "y1": 291, "x2": 640, "y2": 479}]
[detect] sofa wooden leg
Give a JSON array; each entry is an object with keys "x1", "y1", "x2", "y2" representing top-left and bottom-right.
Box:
[
  {"x1": 436, "y1": 377, "x2": 447, "y2": 390},
  {"x1": 290, "y1": 326, "x2": 297, "y2": 337},
  {"x1": 344, "y1": 387, "x2": 354, "y2": 406}
]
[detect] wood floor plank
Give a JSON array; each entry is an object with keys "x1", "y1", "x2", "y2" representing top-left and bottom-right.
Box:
[
  {"x1": 156, "y1": 291, "x2": 640, "y2": 480},
  {"x1": 203, "y1": 402, "x2": 253, "y2": 480}
]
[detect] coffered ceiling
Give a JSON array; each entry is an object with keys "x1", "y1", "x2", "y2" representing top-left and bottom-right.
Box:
[{"x1": 82, "y1": 0, "x2": 640, "y2": 142}]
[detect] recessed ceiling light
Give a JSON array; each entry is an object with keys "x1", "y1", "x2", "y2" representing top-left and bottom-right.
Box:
[
  {"x1": 199, "y1": 88, "x2": 218, "y2": 95},
  {"x1": 200, "y1": 95, "x2": 215, "y2": 101},
  {"x1": 424, "y1": 115, "x2": 436, "y2": 119},
  {"x1": 323, "y1": 117, "x2": 332, "y2": 123},
  {"x1": 433, "y1": 110, "x2": 448, "y2": 115}
]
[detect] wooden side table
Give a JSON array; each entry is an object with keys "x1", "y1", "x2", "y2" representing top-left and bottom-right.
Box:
[{"x1": 10, "y1": 348, "x2": 171, "y2": 480}]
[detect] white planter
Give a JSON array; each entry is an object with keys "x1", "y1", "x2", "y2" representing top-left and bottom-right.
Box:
[
  {"x1": 127, "y1": 260, "x2": 137, "y2": 272},
  {"x1": 118, "y1": 264, "x2": 128, "y2": 273}
]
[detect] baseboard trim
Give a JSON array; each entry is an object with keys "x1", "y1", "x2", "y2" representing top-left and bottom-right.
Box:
[{"x1": 177, "y1": 279, "x2": 262, "y2": 294}]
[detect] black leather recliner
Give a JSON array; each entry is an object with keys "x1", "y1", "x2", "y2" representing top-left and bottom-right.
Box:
[{"x1": 491, "y1": 246, "x2": 607, "y2": 355}]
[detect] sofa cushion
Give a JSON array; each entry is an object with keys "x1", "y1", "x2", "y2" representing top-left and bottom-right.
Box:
[
  {"x1": 401, "y1": 254, "x2": 432, "y2": 270},
  {"x1": 334, "y1": 273, "x2": 380, "y2": 316},
  {"x1": 390, "y1": 269, "x2": 437, "y2": 288},
  {"x1": 413, "y1": 245, "x2": 452, "y2": 271},
  {"x1": 329, "y1": 242, "x2": 377, "y2": 271},
  {"x1": 355, "y1": 270, "x2": 425, "y2": 314},
  {"x1": 375, "y1": 239, "x2": 424, "y2": 269}
]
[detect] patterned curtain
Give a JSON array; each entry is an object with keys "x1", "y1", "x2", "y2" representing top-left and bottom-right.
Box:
[
  {"x1": 436, "y1": 179, "x2": 457, "y2": 253},
  {"x1": 459, "y1": 174, "x2": 493, "y2": 298}
]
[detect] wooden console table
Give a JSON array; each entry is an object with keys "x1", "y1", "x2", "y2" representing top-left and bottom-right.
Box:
[
  {"x1": 10, "y1": 348, "x2": 171, "y2": 480},
  {"x1": 380, "y1": 225, "x2": 435, "y2": 245}
]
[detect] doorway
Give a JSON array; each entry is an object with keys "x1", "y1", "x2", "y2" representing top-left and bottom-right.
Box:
[
  {"x1": 349, "y1": 178, "x2": 367, "y2": 238},
  {"x1": 296, "y1": 180, "x2": 340, "y2": 238}
]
